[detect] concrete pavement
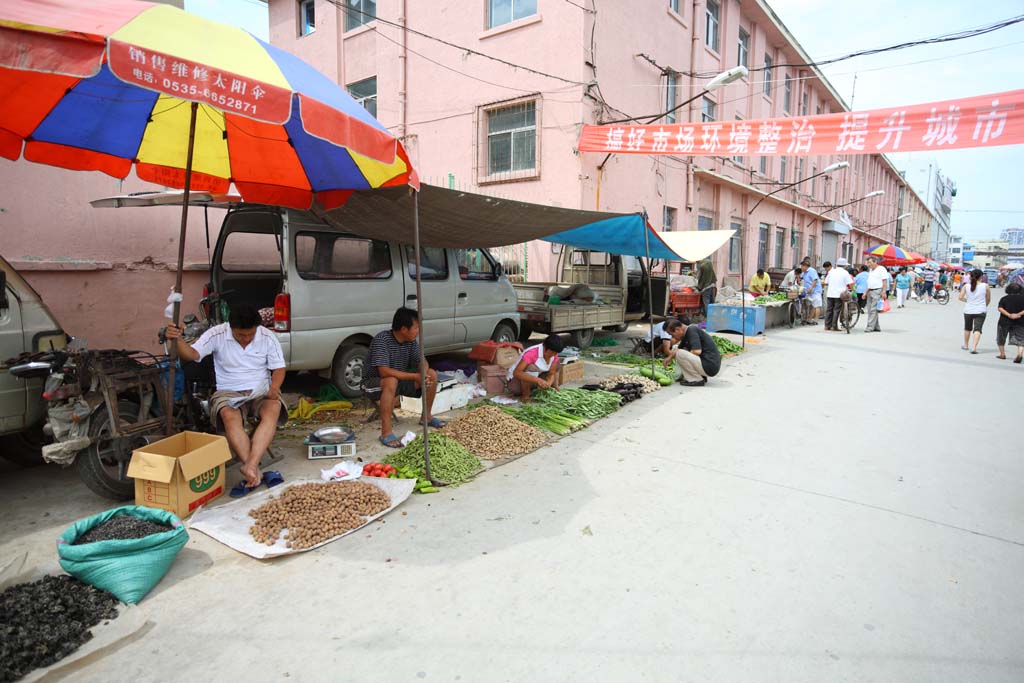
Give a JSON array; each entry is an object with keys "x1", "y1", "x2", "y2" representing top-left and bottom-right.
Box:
[{"x1": 1, "y1": 296, "x2": 1021, "y2": 682}]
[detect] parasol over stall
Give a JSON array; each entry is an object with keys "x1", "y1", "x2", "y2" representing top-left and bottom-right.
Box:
[
  {"x1": 863, "y1": 244, "x2": 928, "y2": 267},
  {"x1": 0, "y1": 1, "x2": 437, "y2": 463}
]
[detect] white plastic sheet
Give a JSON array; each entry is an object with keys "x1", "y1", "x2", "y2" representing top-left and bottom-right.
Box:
[{"x1": 188, "y1": 476, "x2": 416, "y2": 559}]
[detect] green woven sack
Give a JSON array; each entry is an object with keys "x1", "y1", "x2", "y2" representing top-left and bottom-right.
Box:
[{"x1": 57, "y1": 505, "x2": 188, "y2": 604}]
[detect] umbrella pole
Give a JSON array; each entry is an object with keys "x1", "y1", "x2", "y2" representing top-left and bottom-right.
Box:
[
  {"x1": 740, "y1": 221, "x2": 746, "y2": 350},
  {"x1": 165, "y1": 102, "x2": 199, "y2": 435},
  {"x1": 411, "y1": 189, "x2": 432, "y2": 481},
  {"x1": 642, "y1": 212, "x2": 656, "y2": 378}
]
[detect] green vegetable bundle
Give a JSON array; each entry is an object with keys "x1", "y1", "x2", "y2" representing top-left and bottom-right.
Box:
[
  {"x1": 500, "y1": 404, "x2": 587, "y2": 436},
  {"x1": 712, "y1": 336, "x2": 744, "y2": 354},
  {"x1": 533, "y1": 388, "x2": 621, "y2": 419},
  {"x1": 752, "y1": 292, "x2": 789, "y2": 305},
  {"x1": 383, "y1": 433, "x2": 481, "y2": 485},
  {"x1": 597, "y1": 352, "x2": 649, "y2": 366}
]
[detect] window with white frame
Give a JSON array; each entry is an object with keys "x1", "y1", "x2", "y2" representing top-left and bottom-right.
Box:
[
  {"x1": 347, "y1": 77, "x2": 377, "y2": 118},
  {"x1": 344, "y1": 0, "x2": 376, "y2": 32},
  {"x1": 791, "y1": 229, "x2": 800, "y2": 265},
  {"x1": 729, "y1": 223, "x2": 742, "y2": 272},
  {"x1": 705, "y1": 0, "x2": 720, "y2": 52},
  {"x1": 701, "y1": 96, "x2": 716, "y2": 122},
  {"x1": 299, "y1": 0, "x2": 315, "y2": 36},
  {"x1": 737, "y1": 27, "x2": 750, "y2": 69},
  {"x1": 758, "y1": 223, "x2": 769, "y2": 269},
  {"x1": 779, "y1": 155, "x2": 787, "y2": 183},
  {"x1": 783, "y1": 75, "x2": 792, "y2": 114},
  {"x1": 797, "y1": 158, "x2": 805, "y2": 184},
  {"x1": 484, "y1": 99, "x2": 537, "y2": 177},
  {"x1": 669, "y1": 0, "x2": 680, "y2": 11},
  {"x1": 489, "y1": 0, "x2": 537, "y2": 29},
  {"x1": 665, "y1": 73, "x2": 678, "y2": 124},
  {"x1": 775, "y1": 228, "x2": 785, "y2": 267},
  {"x1": 663, "y1": 206, "x2": 677, "y2": 231},
  {"x1": 759, "y1": 156, "x2": 768, "y2": 175},
  {"x1": 762, "y1": 54, "x2": 773, "y2": 97},
  {"x1": 801, "y1": 91, "x2": 809, "y2": 116},
  {"x1": 808, "y1": 235, "x2": 816, "y2": 264}
]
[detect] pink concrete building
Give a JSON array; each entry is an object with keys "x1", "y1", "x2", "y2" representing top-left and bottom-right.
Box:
[{"x1": 271, "y1": 0, "x2": 909, "y2": 283}]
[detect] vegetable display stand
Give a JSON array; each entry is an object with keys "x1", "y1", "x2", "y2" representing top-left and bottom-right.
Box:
[{"x1": 705, "y1": 304, "x2": 766, "y2": 335}]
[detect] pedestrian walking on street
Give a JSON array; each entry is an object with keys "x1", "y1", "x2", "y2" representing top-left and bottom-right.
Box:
[
  {"x1": 800, "y1": 260, "x2": 822, "y2": 326},
  {"x1": 864, "y1": 256, "x2": 889, "y2": 332},
  {"x1": 960, "y1": 268, "x2": 990, "y2": 354},
  {"x1": 995, "y1": 282, "x2": 1024, "y2": 363},
  {"x1": 824, "y1": 257, "x2": 854, "y2": 331},
  {"x1": 894, "y1": 267, "x2": 912, "y2": 308},
  {"x1": 854, "y1": 265, "x2": 870, "y2": 313},
  {"x1": 922, "y1": 267, "x2": 937, "y2": 303}
]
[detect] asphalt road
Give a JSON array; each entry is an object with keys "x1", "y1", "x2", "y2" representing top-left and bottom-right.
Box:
[{"x1": 2, "y1": 294, "x2": 1021, "y2": 682}]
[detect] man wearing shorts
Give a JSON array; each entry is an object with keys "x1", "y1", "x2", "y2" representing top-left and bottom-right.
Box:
[
  {"x1": 363, "y1": 307, "x2": 443, "y2": 448},
  {"x1": 166, "y1": 303, "x2": 286, "y2": 490},
  {"x1": 800, "y1": 260, "x2": 822, "y2": 325}
]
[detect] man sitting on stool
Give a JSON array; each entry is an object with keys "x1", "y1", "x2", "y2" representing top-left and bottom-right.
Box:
[
  {"x1": 662, "y1": 317, "x2": 721, "y2": 387},
  {"x1": 363, "y1": 307, "x2": 444, "y2": 449},
  {"x1": 166, "y1": 303, "x2": 286, "y2": 491}
]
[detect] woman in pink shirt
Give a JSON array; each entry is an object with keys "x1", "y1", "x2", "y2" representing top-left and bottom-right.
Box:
[{"x1": 507, "y1": 335, "x2": 564, "y2": 401}]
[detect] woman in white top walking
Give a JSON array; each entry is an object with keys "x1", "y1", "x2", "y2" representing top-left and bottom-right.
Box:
[{"x1": 959, "y1": 268, "x2": 990, "y2": 354}]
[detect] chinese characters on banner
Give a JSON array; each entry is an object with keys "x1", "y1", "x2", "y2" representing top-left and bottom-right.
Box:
[
  {"x1": 577, "y1": 90, "x2": 1024, "y2": 157},
  {"x1": 108, "y1": 41, "x2": 291, "y2": 123}
]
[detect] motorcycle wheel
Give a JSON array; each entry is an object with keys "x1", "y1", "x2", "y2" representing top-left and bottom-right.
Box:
[{"x1": 77, "y1": 400, "x2": 148, "y2": 500}]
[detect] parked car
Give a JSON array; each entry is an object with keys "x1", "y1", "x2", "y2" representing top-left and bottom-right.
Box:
[
  {"x1": 0, "y1": 255, "x2": 66, "y2": 465},
  {"x1": 206, "y1": 204, "x2": 520, "y2": 397}
]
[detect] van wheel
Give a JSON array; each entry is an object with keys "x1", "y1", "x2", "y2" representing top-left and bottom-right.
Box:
[
  {"x1": 332, "y1": 345, "x2": 369, "y2": 399},
  {"x1": 77, "y1": 400, "x2": 144, "y2": 500},
  {"x1": 569, "y1": 328, "x2": 595, "y2": 349},
  {"x1": 490, "y1": 322, "x2": 517, "y2": 344},
  {"x1": 0, "y1": 427, "x2": 47, "y2": 467}
]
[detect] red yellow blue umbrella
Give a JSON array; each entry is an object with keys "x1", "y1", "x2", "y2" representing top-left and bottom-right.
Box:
[{"x1": 863, "y1": 244, "x2": 927, "y2": 266}]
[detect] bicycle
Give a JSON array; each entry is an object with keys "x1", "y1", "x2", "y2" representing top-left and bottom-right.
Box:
[
  {"x1": 839, "y1": 293, "x2": 860, "y2": 333},
  {"x1": 933, "y1": 283, "x2": 950, "y2": 305},
  {"x1": 787, "y1": 294, "x2": 810, "y2": 328}
]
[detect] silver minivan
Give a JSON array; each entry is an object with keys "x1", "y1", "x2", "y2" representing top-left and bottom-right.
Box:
[
  {"x1": 208, "y1": 205, "x2": 520, "y2": 397},
  {"x1": 0, "y1": 255, "x2": 66, "y2": 464}
]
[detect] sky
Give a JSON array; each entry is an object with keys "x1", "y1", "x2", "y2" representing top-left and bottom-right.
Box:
[
  {"x1": 769, "y1": 0, "x2": 1024, "y2": 242},
  {"x1": 184, "y1": 0, "x2": 269, "y2": 41}
]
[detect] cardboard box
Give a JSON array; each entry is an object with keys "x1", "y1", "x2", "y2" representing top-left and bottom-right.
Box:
[
  {"x1": 557, "y1": 359, "x2": 585, "y2": 384},
  {"x1": 477, "y1": 364, "x2": 508, "y2": 394},
  {"x1": 127, "y1": 431, "x2": 232, "y2": 518}
]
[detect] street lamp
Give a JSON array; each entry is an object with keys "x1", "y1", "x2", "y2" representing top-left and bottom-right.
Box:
[
  {"x1": 748, "y1": 160, "x2": 849, "y2": 215},
  {"x1": 860, "y1": 212, "x2": 911, "y2": 239},
  {"x1": 815, "y1": 189, "x2": 884, "y2": 220},
  {"x1": 597, "y1": 66, "x2": 749, "y2": 169}
]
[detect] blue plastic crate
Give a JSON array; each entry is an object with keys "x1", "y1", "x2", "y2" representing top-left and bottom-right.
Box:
[{"x1": 705, "y1": 304, "x2": 766, "y2": 335}]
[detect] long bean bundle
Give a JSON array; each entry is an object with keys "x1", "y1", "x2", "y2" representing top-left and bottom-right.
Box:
[
  {"x1": 383, "y1": 433, "x2": 482, "y2": 485},
  {"x1": 499, "y1": 404, "x2": 587, "y2": 436},
  {"x1": 533, "y1": 388, "x2": 622, "y2": 419}
]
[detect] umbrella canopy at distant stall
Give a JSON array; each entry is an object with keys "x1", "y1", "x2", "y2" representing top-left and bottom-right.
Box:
[
  {"x1": 0, "y1": 0, "x2": 417, "y2": 435},
  {"x1": 863, "y1": 244, "x2": 928, "y2": 267}
]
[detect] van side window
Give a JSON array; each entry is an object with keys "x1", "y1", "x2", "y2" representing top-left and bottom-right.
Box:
[
  {"x1": 221, "y1": 231, "x2": 281, "y2": 272},
  {"x1": 295, "y1": 233, "x2": 392, "y2": 280},
  {"x1": 454, "y1": 248, "x2": 496, "y2": 280},
  {"x1": 405, "y1": 246, "x2": 448, "y2": 281}
]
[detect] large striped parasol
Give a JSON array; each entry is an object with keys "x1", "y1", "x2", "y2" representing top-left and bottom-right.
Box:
[{"x1": 863, "y1": 244, "x2": 928, "y2": 266}]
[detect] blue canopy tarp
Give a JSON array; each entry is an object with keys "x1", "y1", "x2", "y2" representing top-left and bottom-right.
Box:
[{"x1": 544, "y1": 215, "x2": 734, "y2": 262}]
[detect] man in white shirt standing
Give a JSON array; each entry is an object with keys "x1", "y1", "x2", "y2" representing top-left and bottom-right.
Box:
[
  {"x1": 824, "y1": 257, "x2": 855, "y2": 331},
  {"x1": 166, "y1": 304, "x2": 286, "y2": 491},
  {"x1": 864, "y1": 255, "x2": 890, "y2": 333}
]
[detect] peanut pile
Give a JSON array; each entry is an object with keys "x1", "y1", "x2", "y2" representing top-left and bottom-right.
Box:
[
  {"x1": 442, "y1": 405, "x2": 548, "y2": 459},
  {"x1": 248, "y1": 481, "x2": 391, "y2": 550},
  {"x1": 599, "y1": 374, "x2": 661, "y2": 394}
]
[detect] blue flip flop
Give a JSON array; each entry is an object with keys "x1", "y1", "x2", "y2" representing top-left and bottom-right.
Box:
[
  {"x1": 379, "y1": 434, "x2": 402, "y2": 448},
  {"x1": 424, "y1": 417, "x2": 447, "y2": 428},
  {"x1": 262, "y1": 470, "x2": 284, "y2": 488},
  {"x1": 230, "y1": 480, "x2": 260, "y2": 498}
]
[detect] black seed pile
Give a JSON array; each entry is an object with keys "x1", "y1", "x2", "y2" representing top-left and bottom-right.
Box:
[
  {"x1": 72, "y1": 515, "x2": 173, "y2": 545},
  {"x1": 0, "y1": 575, "x2": 119, "y2": 681}
]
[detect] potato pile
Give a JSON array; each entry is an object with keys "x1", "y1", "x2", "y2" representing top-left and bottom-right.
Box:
[
  {"x1": 599, "y1": 373, "x2": 661, "y2": 394},
  {"x1": 248, "y1": 481, "x2": 391, "y2": 550},
  {"x1": 442, "y1": 405, "x2": 548, "y2": 459}
]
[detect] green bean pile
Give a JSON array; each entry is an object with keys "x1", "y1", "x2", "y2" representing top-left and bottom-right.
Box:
[
  {"x1": 383, "y1": 434, "x2": 482, "y2": 485},
  {"x1": 597, "y1": 352, "x2": 650, "y2": 366},
  {"x1": 712, "y1": 336, "x2": 744, "y2": 354},
  {"x1": 533, "y1": 388, "x2": 622, "y2": 419}
]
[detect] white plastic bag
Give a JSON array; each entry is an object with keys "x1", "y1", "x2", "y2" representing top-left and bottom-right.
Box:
[{"x1": 319, "y1": 460, "x2": 363, "y2": 481}]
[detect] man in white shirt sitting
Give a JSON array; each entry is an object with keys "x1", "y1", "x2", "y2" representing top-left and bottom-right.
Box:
[
  {"x1": 864, "y1": 256, "x2": 891, "y2": 333},
  {"x1": 166, "y1": 304, "x2": 286, "y2": 491}
]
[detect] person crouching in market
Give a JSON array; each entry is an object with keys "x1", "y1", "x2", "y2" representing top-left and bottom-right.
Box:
[
  {"x1": 508, "y1": 334, "x2": 564, "y2": 401},
  {"x1": 663, "y1": 317, "x2": 721, "y2": 387},
  {"x1": 749, "y1": 268, "x2": 772, "y2": 297},
  {"x1": 641, "y1": 318, "x2": 677, "y2": 356}
]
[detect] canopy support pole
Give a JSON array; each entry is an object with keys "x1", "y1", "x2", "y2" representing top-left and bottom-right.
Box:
[
  {"x1": 165, "y1": 101, "x2": 198, "y2": 435},
  {"x1": 642, "y1": 211, "x2": 656, "y2": 378},
  {"x1": 411, "y1": 189, "x2": 433, "y2": 481},
  {"x1": 740, "y1": 221, "x2": 746, "y2": 350}
]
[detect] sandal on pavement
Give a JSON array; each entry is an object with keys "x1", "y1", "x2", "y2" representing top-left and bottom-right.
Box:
[
  {"x1": 1015, "y1": 356, "x2": 1023, "y2": 364},
  {"x1": 423, "y1": 417, "x2": 447, "y2": 428},
  {"x1": 996, "y1": 354, "x2": 1007, "y2": 359},
  {"x1": 970, "y1": 350, "x2": 978, "y2": 354},
  {"x1": 379, "y1": 434, "x2": 402, "y2": 448},
  {"x1": 262, "y1": 470, "x2": 284, "y2": 488},
  {"x1": 230, "y1": 480, "x2": 261, "y2": 498},
  {"x1": 961, "y1": 345, "x2": 969, "y2": 350}
]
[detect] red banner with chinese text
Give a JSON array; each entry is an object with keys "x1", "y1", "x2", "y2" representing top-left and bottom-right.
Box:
[{"x1": 577, "y1": 90, "x2": 1024, "y2": 157}]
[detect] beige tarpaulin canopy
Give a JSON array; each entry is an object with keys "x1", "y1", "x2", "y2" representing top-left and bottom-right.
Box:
[{"x1": 659, "y1": 230, "x2": 735, "y2": 262}]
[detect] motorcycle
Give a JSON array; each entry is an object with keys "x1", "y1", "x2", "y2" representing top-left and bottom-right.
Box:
[{"x1": 5, "y1": 314, "x2": 217, "y2": 499}]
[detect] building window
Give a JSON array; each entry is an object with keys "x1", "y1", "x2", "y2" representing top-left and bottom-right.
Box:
[
  {"x1": 343, "y1": 0, "x2": 376, "y2": 32},
  {"x1": 797, "y1": 158, "x2": 805, "y2": 184},
  {"x1": 775, "y1": 228, "x2": 785, "y2": 267},
  {"x1": 701, "y1": 96, "x2": 716, "y2": 122},
  {"x1": 347, "y1": 76, "x2": 377, "y2": 118},
  {"x1": 779, "y1": 155, "x2": 787, "y2": 183},
  {"x1": 665, "y1": 73, "x2": 678, "y2": 124},
  {"x1": 762, "y1": 54, "x2": 773, "y2": 97},
  {"x1": 485, "y1": 100, "x2": 537, "y2": 176},
  {"x1": 758, "y1": 223, "x2": 769, "y2": 269},
  {"x1": 801, "y1": 91, "x2": 809, "y2": 116},
  {"x1": 791, "y1": 230, "x2": 801, "y2": 265},
  {"x1": 808, "y1": 236, "x2": 816, "y2": 264},
  {"x1": 489, "y1": 0, "x2": 537, "y2": 29},
  {"x1": 783, "y1": 75, "x2": 792, "y2": 114},
  {"x1": 759, "y1": 156, "x2": 768, "y2": 175},
  {"x1": 705, "y1": 0, "x2": 720, "y2": 52},
  {"x1": 697, "y1": 215, "x2": 714, "y2": 231},
  {"x1": 669, "y1": 0, "x2": 680, "y2": 11},
  {"x1": 737, "y1": 27, "x2": 750, "y2": 69},
  {"x1": 810, "y1": 165, "x2": 817, "y2": 197},
  {"x1": 816, "y1": 104, "x2": 822, "y2": 117},
  {"x1": 299, "y1": 0, "x2": 315, "y2": 36},
  {"x1": 663, "y1": 206, "x2": 677, "y2": 231},
  {"x1": 732, "y1": 116, "x2": 744, "y2": 164},
  {"x1": 728, "y1": 223, "x2": 742, "y2": 272}
]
